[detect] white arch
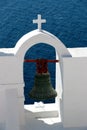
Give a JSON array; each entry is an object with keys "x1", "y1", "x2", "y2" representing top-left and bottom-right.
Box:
[
  {"x1": 15, "y1": 29, "x2": 71, "y2": 94},
  {"x1": 15, "y1": 29, "x2": 71, "y2": 60}
]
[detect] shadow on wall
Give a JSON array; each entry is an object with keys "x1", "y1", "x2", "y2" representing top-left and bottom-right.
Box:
[{"x1": 24, "y1": 108, "x2": 87, "y2": 130}]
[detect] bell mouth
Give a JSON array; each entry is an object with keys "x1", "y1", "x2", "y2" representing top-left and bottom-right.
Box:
[{"x1": 29, "y1": 72, "x2": 57, "y2": 101}]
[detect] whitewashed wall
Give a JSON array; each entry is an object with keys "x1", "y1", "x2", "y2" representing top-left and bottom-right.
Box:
[
  {"x1": 62, "y1": 57, "x2": 87, "y2": 127},
  {"x1": 0, "y1": 55, "x2": 25, "y2": 130},
  {"x1": 0, "y1": 56, "x2": 23, "y2": 84}
]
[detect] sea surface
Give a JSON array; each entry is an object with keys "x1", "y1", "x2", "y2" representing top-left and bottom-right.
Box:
[{"x1": 0, "y1": 0, "x2": 87, "y2": 104}]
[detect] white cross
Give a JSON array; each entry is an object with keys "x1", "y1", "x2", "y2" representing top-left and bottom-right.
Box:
[{"x1": 33, "y1": 14, "x2": 46, "y2": 30}]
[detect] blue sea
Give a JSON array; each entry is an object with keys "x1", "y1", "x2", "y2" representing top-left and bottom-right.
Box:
[{"x1": 0, "y1": 0, "x2": 87, "y2": 104}]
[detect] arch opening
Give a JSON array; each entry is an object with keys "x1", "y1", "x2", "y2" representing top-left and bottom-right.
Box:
[
  {"x1": 24, "y1": 42, "x2": 62, "y2": 124},
  {"x1": 24, "y1": 43, "x2": 57, "y2": 104},
  {"x1": 15, "y1": 29, "x2": 71, "y2": 125}
]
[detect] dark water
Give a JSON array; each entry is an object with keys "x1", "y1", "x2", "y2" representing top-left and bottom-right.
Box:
[{"x1": 0, "y1": 0, "x2": 87, "y2": 104}]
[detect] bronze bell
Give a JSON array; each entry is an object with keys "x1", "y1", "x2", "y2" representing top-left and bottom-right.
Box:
[
  {"x1": 29, "y1": 72, "x2": 57, "y2": 100},
  {"x1": 24, "y1": 59, "x2": 59, "y2": 101}
]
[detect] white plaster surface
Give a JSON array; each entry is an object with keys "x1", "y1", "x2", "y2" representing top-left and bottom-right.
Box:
[
  {"x1": 0, "y1": 47, "x2": 87, "y2": 57},
  {"x1": 0, "y1": 29, "x2": 70, "y2": 130},
  {"x1": 25, "y1": 102, "x2": 59, "y2": 118},
  {"x1": 21, "y1": 103, "x2": 87, "y2": 130},
  {"x1": 68, "y1": 47, "x2": 87, "y2": 57},
  {"x1": 5, "y1": 88, "x2": 20, "y2": 130},
  {"x1": 0, "y1": 27, "x2": 87, "y2": 129},
  {"x1": 0, "y1": 90, "x2": 5, "y2": 130},
  {"x1": 63, "y1": 57, "x2": 87, "y2": 127},
  {"x1": 0, "y1": 56, "x2": 23, "y2": 84}
]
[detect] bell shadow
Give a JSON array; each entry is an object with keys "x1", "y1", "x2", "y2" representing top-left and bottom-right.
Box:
[
  {"x1": 24, "y1": 108, "x2": 87, "y2": 130},
  {"x1": 24, "y1": 107, "x2": 62, "y2": 130}
]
